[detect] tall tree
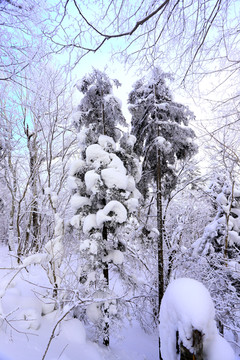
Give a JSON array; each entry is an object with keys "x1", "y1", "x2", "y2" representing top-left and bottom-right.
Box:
[
  {"x1": 69, "y1": 69, "x2": 142, "y2": 346},
  {"x1": 128, "y1": 67, "x2": 198, "y2": 313},
  {"x1": 0, "y1": 64, "x2": 74, "y2": 260}
]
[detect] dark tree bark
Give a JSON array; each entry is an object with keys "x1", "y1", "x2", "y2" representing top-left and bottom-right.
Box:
[
  {"x1": 176, "y1": 329, "x2": 203, "y2": 360},
  {"x1": 102, "y1": 223, "x2": 109, "y2": 347}
]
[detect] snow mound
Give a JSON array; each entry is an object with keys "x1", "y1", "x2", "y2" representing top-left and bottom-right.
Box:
[
  {"x1": 60, "y1": 318, "x2": 86, "y2": 344},
  {"x1": 206, "y1": 333, "x2": 235, "y2": 360},
  {"x1": 159, "y1": 278, "x2": 235, "y2": 360}
]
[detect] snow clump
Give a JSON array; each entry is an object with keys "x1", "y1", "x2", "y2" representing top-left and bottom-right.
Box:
[
  {"x1": 96, "y1": 201, "x2": 127, "y2": 226},
  {"x1": 86, "y1": 144, "x2": 110, "y2": 168},
  {"x1": 103, "y1": 250, "x2": 124, "y2": 265},
  {"x1": 70, "y1": 194, "x2": 91, "y2": 210},
  {"x1": 85, "y1": 170, "x2": 101, "y2": 193},
  {"x1": 98, "y1": 134, "x2": 116, "y2": 151},
  {"x1": 82, "y1": 214, "x2": 98, "y2": 234},
  {"x1": 69, "y1": 159, "x2": 85, "y2": 176},
  {"x1": 101, "y1": 168, "x2": 128, "y2": 190},
  {"x1": 159, "y1": 277, "x2": 235, "y2": 360}
]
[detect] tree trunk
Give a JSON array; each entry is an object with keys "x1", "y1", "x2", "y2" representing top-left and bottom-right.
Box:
[
  {"x1": 176, "y1": 330, "x2": 203, "y2": 360},
  {"x1": 157, "y1": 142, "x2": 164, "y2": 360},
  {"x1": 26, "y1": 127, "x2": 40, "y2": 253},
  {"x1": 102, "y1": 223, "x2": 109, "y2": 346},
  {"x1": 7, "y1": 154, "x2": 17, "y2": 252}
]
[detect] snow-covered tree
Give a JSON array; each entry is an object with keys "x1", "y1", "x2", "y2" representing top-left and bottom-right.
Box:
[
  {"x1": 69, "y1": 69, "x2": 142, "y2": 345},
  {"x1": 0, "y1": 63, "x2": 74, "y2": 266},
  {"x1": 194, "y1": 175, "x2": 240, "y2": 259},
  {"x1": 128, "y1": 67, "x2": 198, "y2": 311},
  {"x1": 190, "y1": 174, "x2": 240, "y2": 335}
]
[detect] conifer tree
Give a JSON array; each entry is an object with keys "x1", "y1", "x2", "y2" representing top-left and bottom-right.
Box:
[
  {"x1": 128, "y1": 67, "x2": 198, "y2": 312},
  {"x1": 69, "y1": 69, "x2": 142, "y2": 345}
]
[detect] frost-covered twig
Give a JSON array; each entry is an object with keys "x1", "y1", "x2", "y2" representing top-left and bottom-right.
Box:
[
  {"x1": 4, "y1": 315, "x2": 38, "y2": 337},
  {"x1": 3, "y1": 267, "x2": 23, "y2": 293},
  {"x1": 57, "y1": 343, "x2": 69, "y2": 359}
]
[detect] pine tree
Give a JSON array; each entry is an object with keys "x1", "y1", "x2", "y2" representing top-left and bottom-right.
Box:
[
  {"x1": 69, "y1": 69, "x2": 142, "y2": 345},
  {"x1": 128, "y1": 67, "x2": 198, "y2": 314}
]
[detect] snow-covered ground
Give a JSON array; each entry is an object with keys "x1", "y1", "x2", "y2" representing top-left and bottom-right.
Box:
[
  {"x1": 0, "y1": 246, "x2": 239, "y2": 360},
  {"x1": 0, "y1": 246, "x2": 158, "y2": 360}
]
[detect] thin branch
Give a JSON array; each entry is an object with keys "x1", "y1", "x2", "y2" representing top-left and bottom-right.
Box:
[{"x1": 72, "y1": 0, "x2": 170, "y2": 39}]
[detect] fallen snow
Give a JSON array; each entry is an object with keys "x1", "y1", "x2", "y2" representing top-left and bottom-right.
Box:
[
  {"x1": 60, "y1": 318, "x2": 86, "y2": 344},
  {"x1": 0, "y1": 247, "x2": 236, "y2": 360}
]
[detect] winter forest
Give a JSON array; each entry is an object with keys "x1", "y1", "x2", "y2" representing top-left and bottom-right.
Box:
[{"x1": 0, "y1": 1, "x2": 240, "y2": 359}]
